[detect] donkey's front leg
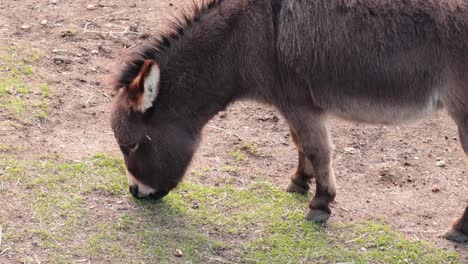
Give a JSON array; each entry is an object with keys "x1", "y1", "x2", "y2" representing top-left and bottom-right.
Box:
[
  {"x1": 286, "y1": 111, "x2": 337, "y2": 224},
  {"x1": 444, "y1": 206, "x2": 468, "y2": 242}
]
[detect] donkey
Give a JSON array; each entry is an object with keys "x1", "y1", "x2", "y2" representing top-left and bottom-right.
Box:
[{"x1": 110, "y1": 0, "x2": 468, "y2": 242}]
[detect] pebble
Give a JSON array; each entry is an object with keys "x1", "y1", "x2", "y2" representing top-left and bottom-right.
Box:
[
  {"x1": 52, "y1": 56, "x2": 71, "y2": 64},
  {"x1": 21, "y1": 24, "x2": 31, "y2": 30},
  {"x1": 50, "y1": 0, "x2": 58, "y2": 4},
  {"x1": 87, "y1": 4, "x2": 96, "y2": 10},
  {"x1": 344, "y1": 147, "x2": 360, "y2": 154},
  {"x1": 40, "y1": 19, "x2": 48, "y2": 26},
  {"x1": 431, "y1": 185, "x2": 441, "y2": 193},
  {"x1": 91, "y1": 49, "x2": 99, "y2": 55},
  {"x1": 174, "y1": 249, "x2": 183, "y2": 257},
  {"x1": 435, "y1": 160, "x2": 446, "y2": 167}
]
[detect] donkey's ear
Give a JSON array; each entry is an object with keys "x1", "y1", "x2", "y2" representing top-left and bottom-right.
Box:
[{"x1": 128, "y1": 59, "x2": 160, "y2": 112}]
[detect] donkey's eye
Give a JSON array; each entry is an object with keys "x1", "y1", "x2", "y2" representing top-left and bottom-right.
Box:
[{"x1": 120, "y1": 144, "x2": 139, "y2": 155}]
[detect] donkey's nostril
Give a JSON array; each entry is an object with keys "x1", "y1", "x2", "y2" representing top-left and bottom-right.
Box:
[{"x1": 129, "y1": 185, "x2": 139, "y2": 197}]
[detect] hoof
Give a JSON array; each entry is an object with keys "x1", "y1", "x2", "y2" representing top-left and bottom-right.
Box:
[
  {"x1": 305, "y1": 209, "x2": 330, "y2": 225},
  {"x1": 443, "y1": 228, "x2": 468, "y2": 243},
  {"x1": 286, "y1": 180, "x2": 309, "y2": 194}
]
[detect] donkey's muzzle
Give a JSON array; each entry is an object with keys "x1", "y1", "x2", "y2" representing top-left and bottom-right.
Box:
[{"x1": 129, "y1": 185, "x2": 169, "y2": 200}]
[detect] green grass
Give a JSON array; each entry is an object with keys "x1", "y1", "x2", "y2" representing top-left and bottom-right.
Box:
[
  {"x1": 0, "y1": 44, "x2": 50, "y2": 122},
  {"x1": 0, "y1": 152, "x2": 461, "y2": 263}
]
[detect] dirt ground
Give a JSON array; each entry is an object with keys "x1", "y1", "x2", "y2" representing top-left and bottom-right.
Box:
[{"x1": 0, "y1": 0, "x2": 467, "y2": 262}]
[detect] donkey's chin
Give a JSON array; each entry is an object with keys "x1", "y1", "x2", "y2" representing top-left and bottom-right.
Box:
[
  {"x1": 129, "y1": 185, "x2": 169, "y2": 200},
  {"x1": 127, "y1": 171, "x2": 168, "y2": 200}
]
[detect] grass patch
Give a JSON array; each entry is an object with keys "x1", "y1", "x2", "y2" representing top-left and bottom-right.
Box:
[
  {"x1": 190, "y1": 166, "x2": 210, "y2": 177},
  {"x1": 0, "y1": 153, "x2": 461, "y2": 263},
  {"x1": 0, "y1": 44, "x2": 50, "y2": 123}
]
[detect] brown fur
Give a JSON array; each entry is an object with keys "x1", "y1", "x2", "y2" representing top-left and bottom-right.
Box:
[{"x1": 110, "y1": 0, "x2": 468, "y2": 241}]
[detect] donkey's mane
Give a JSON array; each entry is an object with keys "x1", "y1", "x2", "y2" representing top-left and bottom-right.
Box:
[{"x1": 112, "y1": 0, "x2": 237, "y2": 91}]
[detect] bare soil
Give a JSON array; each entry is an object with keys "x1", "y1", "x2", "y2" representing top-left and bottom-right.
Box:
[{"x1": 1, "y1": 0, "x2": 467, "y2": 261}]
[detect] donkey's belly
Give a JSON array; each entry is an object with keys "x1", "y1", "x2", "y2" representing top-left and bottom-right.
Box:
[{"x1": 325, "y1": 91, "x2": 441, "y2": 124}]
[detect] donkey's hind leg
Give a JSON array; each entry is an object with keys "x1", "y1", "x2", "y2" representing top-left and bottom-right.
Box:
[
  {"x1": 285, "y1": 129, "x2": 314, "y2": 194},
  {"x1": 444, "y1": 113, "x2": 468, "y2": 242},
  {"x1": 285, "y1": 111, "x2": 336, "y2": 224}
]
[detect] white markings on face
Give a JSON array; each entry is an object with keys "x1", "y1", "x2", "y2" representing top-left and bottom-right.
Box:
[
  {"x1": 138, "y1": 63, "x2": 160, "y2": 112},
  {"x1": 127, "y1": 171, "x2": 156, "y2": 197}
]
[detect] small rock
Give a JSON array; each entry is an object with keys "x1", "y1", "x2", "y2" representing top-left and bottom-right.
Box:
[
  {"x1": 50, "y1": 0, "x2": 58, "y2": 4},
  {"x1": 129, "y1": 24, "x2": 139, "y2": 32},
  {"x1": 40, "y1": 19, "x2": 48, "y2": 26},
  {"x1": 174, "y1": 249, "x2": 183, "y2": 257},
  {"x1": 435, "y1": 160, "x2": 446, "y2": 167},
  {"x1": 91, "y1": 49, "x2": 99, "y2": 55},
  {"x1": 21, "y1": 24, "x2": 31, "y2": 30},
  {"x1": 87, "y1": 4, "x2": 96, "y2": 10},
  {"x1": 219, "y1": 112, "x2": 227, "y2": 118},
  {"x1": 431, "y1": 185, "x2": 441, "y2": 193},
  {"x1": 52, "y1": 49, "x2": 60, "y2": 53},
  {"x1": 52, "y1": 56, "x2": 71, "y2": 64},
  {"x1": 344, "y1": 147, "x2": 360, "y2": 154}
]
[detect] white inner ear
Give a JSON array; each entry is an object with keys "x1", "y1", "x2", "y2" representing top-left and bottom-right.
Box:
[{"x1": 138, "y1": 64, "x2": 160, "y2": 112}]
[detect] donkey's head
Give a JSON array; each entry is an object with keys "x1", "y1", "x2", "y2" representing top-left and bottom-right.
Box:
[
  {"x1": 111, "y1": 59, "x2": 198, "y2": 200},
  {"x1": 110, "y1": 0, "x2": 250, "y2": 199}
]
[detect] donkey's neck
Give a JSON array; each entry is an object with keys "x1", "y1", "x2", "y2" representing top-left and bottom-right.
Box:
[{"x1": 154, "y1": 0, "x2": 271, "y2": 130}]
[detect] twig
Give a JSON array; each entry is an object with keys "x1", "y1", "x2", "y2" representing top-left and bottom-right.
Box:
[
  {"x1": 73, "y1": 89, "x2": 93, "y2": 96},
  {"x1": 34, "y1": 255, "x2": 41, "y2": 264},
  {"x1": 0, "y1": 225, "x2": 2, "y2": 249},
  {"x1": 243, "y1": 258, "x2": 259, "y2": 263},
  {"x1": 0, "y1": 37, "x2": 31, "y2": 45},
  {"x1": 206, "y1": 125, "x2": 244, "y2": 141},
  {"x1": 85, "y1": 95, "x2": 94, "y2": 104},
  {"x1": 211, "y1": 192, "x2": 227, "y2": 205},
  {"x1": 0, "y1": 247, "x2": 10, "y2": 256},
  {"x1": 91, "y1": 10, "x2": 126, "y2": 22},
  {"x1": 83, "y1": 10, "x2": 142, "y2": 38},
  {"x1": 206, "y1": 257, "x2": 236, "y2": 264},
  {"x1": 345, "y1": 233, "x2": 368, "y2": 244}
]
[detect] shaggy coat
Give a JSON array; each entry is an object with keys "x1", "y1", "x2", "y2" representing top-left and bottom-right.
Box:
[{"x1": 111, "y1": 0, "x2": 468, "y2": 242}]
